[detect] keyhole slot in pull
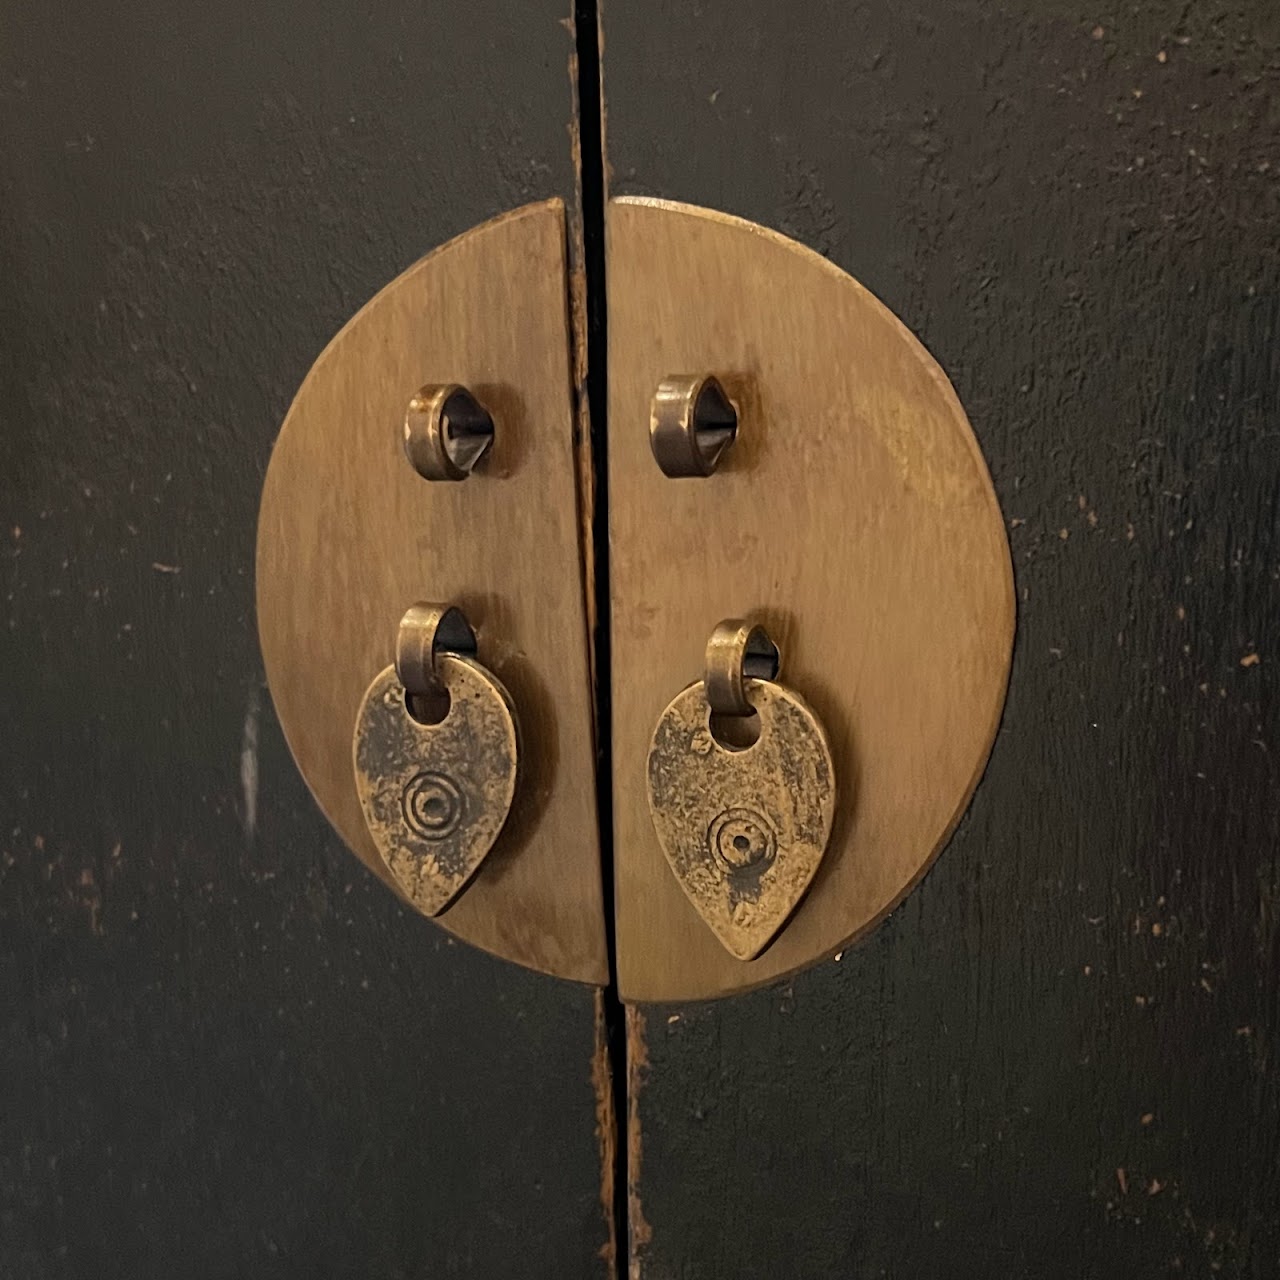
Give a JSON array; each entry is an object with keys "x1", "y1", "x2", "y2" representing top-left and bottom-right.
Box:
[
  {"x1": 405, "y1": 685, "x2": 451, "y2": 726},
  {"x1": 709, "y1": 708, "x2": 762, "y2": 751}
]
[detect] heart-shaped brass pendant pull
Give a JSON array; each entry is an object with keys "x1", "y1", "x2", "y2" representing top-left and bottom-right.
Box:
[
  {"x1": 646, "y1": 621, "x2": 837, "y2": 960},
  {"x1": 353, "y1": 605, "x2": 519, "y2": 917}
]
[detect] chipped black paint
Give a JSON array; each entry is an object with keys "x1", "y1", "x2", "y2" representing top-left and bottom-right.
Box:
[
  {"x1": 0, "y1": 2, "x2": 611, "y2": 1275},
  {"x1": 606, "y1": 0, "x2": 1280, "y2": 1275}
]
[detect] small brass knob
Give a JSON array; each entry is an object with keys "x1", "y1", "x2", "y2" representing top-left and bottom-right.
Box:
[
  {"x1": 403, "y1": 384, "x2": 495, "y2": 481},
  {"x1": 649, "y1": 375, "x2": 738, "y2": 477}
]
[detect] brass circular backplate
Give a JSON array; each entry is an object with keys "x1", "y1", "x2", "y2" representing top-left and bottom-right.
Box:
[
  {"x1": 607, "y1": 198, "x2": 1015, "y2": 1001},
  {"x1": 256, "y1": 201, "x2": 607, "y2": 985}
]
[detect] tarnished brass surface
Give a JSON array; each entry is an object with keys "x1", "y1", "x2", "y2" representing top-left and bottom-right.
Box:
[
  {"x1": 354, "y1": 655, "x2": 519, "y2": 918},
  {"x1": 256, "y1": 199, "x2": 607, "y2": 984},
  {"x1": 260, "y1": 194, "x2": 1012, "y2": 996},
  {"x1": 609, "y1": 197, "x2": 1014, "y2": 1000},
  {"x1": 703, "y1": 619, "x2": 779, "y2": 717},
  {"x1": 646, "y1": 660, "x2": 836, "y2": 961}
]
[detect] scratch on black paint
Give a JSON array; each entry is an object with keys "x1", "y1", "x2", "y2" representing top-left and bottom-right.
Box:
[{"x1": 240, "y1": 683, "x2": 259, "y2": 844}]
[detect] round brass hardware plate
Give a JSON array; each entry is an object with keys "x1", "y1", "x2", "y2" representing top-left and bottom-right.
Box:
[
  {"x1": 607, "y1": 198, "x2": 1016, "y2": 1002},
  {"x1": 256, "y1": 200, "x2": 607, "y2": 985}
]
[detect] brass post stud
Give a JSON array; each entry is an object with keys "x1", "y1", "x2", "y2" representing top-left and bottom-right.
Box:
[
  {"x1": 650, "y1": 375, "x2": 738, "y2": 477},
  {"x1": 404, "y1": 384, "x2": 495, "y2": 481}
]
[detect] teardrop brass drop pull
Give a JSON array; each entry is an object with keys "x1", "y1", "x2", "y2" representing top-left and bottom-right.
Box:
[
  {"x1": 645, "y1": 620, "x2": 837, "y2": 960},
  {"x1": 353, "y1": 605, "x2": 520, "y2": 918}
]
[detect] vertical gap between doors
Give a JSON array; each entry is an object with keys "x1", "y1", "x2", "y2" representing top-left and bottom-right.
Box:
[{"x1": 571, "y1": 2, "x2": 628, "y2": 1277}]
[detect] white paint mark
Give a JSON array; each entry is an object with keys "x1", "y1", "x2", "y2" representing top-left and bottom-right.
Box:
[{"x1": 241, "y1": 685, "x2": 260, "y2": 842}]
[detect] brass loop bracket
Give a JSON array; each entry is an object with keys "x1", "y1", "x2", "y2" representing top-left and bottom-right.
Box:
[
  {"x1": 704, "y1": 619, "x2": 781, "y2": 717},
  {"x1": 404, "y1": 384, "x2": 495, "y2": 481},
  {"x1": 395, "y1": 603, "x2": 478, "y2": 700}
]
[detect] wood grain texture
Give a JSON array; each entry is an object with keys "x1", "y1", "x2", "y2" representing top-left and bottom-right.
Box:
[
  {"x1": 605, "y1": 0, "x2": 1280, "y2": 1275},
  {"x1": 0, "y1": 1, "x2": 613, "y2": 1274},
  {"x1": 608, "y1": 198, "x2": 1013, "y2": 1001},
  {"x1": 258, "y1": 201, "x2": 609, "y2": 984}
]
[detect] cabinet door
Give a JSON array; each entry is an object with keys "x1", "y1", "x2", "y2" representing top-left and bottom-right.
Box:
[
  {"x1": 0, "y1": 4, "x2": 611, "y2": 1275},
  {"x1": 603, "y1": 3, "x2": 1280, "y2": 1276}
]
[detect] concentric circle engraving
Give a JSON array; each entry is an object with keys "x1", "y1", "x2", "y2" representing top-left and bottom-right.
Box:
[
  {"x1": 707, "y1": 807, "x2": 777, "y2": 875},
  {"x1": 401, "y1": 770, "x2": 464, "y2": 840}
]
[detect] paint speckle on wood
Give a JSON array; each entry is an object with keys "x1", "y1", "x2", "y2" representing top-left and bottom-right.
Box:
[{"x1": 605, "y1": 0, "x2": 1280, "y2": 1272}]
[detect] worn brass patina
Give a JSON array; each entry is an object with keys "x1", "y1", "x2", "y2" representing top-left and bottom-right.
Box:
[
  {"x1": 646, "y1": 621, "x2": 836, "y2": 960},
  {"x1": 353, "y1": 608, "x2": 519, "y2": 918},
  {"x1": 256, "y1": 201, "x2": 607, "y2": 984}
]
